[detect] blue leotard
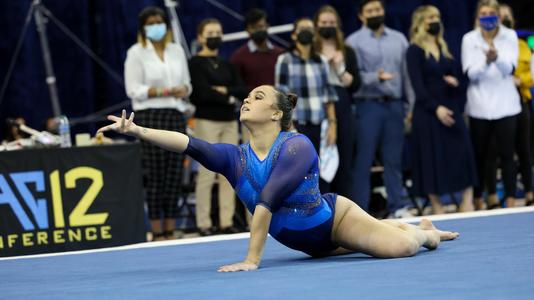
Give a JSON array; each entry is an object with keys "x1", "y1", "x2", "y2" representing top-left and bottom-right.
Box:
[{"x1": 184, "y1": 131, "x2": 338, "y2": 256}]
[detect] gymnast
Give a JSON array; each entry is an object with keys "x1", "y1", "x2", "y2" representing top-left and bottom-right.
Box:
[{"x1": 98, "y1": 85, "x2": 459, "y2": 272}]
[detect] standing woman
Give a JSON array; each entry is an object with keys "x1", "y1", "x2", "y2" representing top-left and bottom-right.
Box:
[
  {"x1": 314, "y1": 5, "x2": 361, "y2": 199},
  {"x1": 125, "y1": 7, "x2": 192, "y2": 241},
  {"x1": 462, "y1": 0, "x2": 520, "y2": 209},
  {"x1": 406, "y1": 5, "x2": 477, "y2": 214},
  {"x1": 189, "y1": 18, "x2": 249, "y2": 236},
  {"x1": 275, "y1": 17, "x2": 338, "y2": 193},
  {"x1": 490, "y1": 4, "x2": 534, "y2": 207}
]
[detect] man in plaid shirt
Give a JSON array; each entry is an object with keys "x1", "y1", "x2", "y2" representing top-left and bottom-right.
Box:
[{"x1": 275, "y1": 17, "x2": 338, "y2": 193}]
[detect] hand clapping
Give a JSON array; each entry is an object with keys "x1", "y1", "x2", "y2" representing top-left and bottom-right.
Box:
[{"x1": 485, "y1": 44, "x2": 498, "y2": 64}]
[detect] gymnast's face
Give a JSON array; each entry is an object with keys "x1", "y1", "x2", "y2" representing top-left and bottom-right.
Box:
[{"x1": 240, "y1": 85, "x2": 282, "y2": 128}]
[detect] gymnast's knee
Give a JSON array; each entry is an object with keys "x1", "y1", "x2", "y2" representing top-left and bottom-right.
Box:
[{"x1": 387, "y1": 237, "x2": 419, "y2": 258}]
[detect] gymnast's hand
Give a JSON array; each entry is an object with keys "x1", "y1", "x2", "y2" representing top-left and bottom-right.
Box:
[
  {"x1": 97, "y1": 109, "x2": 139, "y2": 137},
  {"x1": 218, "y1": 261, "x2": 259, "y2": 272}
]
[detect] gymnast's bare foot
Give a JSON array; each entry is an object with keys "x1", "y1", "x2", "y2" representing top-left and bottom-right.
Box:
[
  {"x1": 419, "y1": 218, "x2": 459, "y2": 241},
  {"x1": 422, "y1": 229, "x2": 440, "y2": 250}
]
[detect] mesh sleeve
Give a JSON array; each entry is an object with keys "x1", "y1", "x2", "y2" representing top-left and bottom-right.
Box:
[
  {"x1": 184, "y1": 136, "x2": 239, "y2": 186},
  {"x1": 258, "y1": 135, "x2": 317, "y2": 212}
]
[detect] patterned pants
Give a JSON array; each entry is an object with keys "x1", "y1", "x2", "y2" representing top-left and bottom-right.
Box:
[{"x1": 135, "y1": 109, "x2": 185, "y2": 219}]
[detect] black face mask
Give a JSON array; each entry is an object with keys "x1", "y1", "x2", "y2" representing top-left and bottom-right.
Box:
[
  {"x1": 366, "y1": 15, "x2": 385, "y2": 31},
  {"x1": 318, "y1": 27, "x2": 337, "y2": 39},
  {"x1": 427, "y1": 22, "x2": 441, "y2": 36},
  {"x1": 501, "y1": 18, "x2": 513, "y2": 28},
  {"x1": 297, "y1": 30, "x2": 314, "y2": 45},
  {"x1": 251, "y1": 30, "x2": 268, "y2": 44},
  {"x1": 206, "y1": 37, "x2": 222, "y2": 50}
]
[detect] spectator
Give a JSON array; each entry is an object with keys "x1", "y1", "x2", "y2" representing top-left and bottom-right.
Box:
[
  {"x1": 406, "y1": 5, "x2": 476, "y2": 214},
  {"x1": 230, "y1": 8, "x2": 285, "y2": 144},
  {"x1": 485, "y1": 4, "x2": 534, "y2": 207},
  {"x1": 462, "y1": 0, "x2": 520, "y2": 209},
  {"x1": 3, "y1": 117, "x2": 27, "y2": 143},
  {"x1": 189, "y1": 18, "x2": 248, "y2": 236},
  {"x1": 124, "y1": 6, "x2": 192, "y2": 241},
  {"x1": 275, "y1": 17, "x2": 338, "y2": 193},
  {"x1": 313, "y1": 5, "x2": 361, "y2": 198},
  {"x1": 345, "y1": 0, "x2": 413, "y2": 218},
  {"x1": 231, "y1": 9, "x2": 285, "y2": 91}
]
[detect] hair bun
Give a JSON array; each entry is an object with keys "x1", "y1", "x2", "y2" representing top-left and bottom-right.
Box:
[{"x1": 286, "y1": 93, "x2": 298, "y2": 109}]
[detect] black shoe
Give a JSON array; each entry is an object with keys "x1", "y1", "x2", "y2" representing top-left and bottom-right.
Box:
[
  {"x1": 198, "y1": 228, "x2": 214, "y2": 236},
  {"x1": 220, "y1": 226, "x2": 241, "y2": 234}
]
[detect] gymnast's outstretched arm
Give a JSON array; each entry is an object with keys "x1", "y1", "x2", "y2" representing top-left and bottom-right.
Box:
[
  {"x1": 98, "y1": 110, "x2": 238, "y2": 184},
  {"x1": 97, "y1": 110, "x2": 190, "y2": 153}
]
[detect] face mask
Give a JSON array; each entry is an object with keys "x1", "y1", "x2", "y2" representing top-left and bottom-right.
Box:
[
  {"x1": 427, "y1": 22, "x2": 441, "y2": 36},
  {"x1": 479, "y1": 15, "x2": 498, "y2": 31},
  {"x1": 366, "y1": 15, "x2": 385, "y2": 31},
  {"x1": 206, "y1": 37, "x2": 222, "y2": 50},
  {"x1": 318, "y1": 27, "x2": 337, "y2": 39},
  {"x1": 251, "y1": 30, "x2": 268, "y2": 44},
  {"x1": 501, "y1": 18, "x2": 513, "y2": 28},
  {"x1": 297, "y1": 30, "x2": 314, "y2": 45},
  {"x1": 144, "y1": 23, "x2": 167, "y2": 42}
]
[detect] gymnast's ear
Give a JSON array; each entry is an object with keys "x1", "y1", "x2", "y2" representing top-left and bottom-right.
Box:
[{"x1": 271, "y1": 110, "x2": 282, "y2": 121}]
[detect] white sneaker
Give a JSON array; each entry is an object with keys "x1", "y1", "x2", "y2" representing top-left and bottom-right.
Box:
[{"x1": 388, "y1": 207, "x2": 415, "y2": 219}]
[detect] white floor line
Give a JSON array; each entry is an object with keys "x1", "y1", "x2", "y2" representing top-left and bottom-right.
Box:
[{"x1": 2, "y1": 206, "x2": 533, "y2": 262}]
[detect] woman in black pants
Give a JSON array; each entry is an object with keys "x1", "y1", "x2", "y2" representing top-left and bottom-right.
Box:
[
  {"x1": 484, "y1": 3, "x2": 534, "y2": 208},
  {"x1": 461, "y1": 0, "x2": 521, "y2": 209},
  {"x1": 314, "y1": 5, "x2": 361, "y2": 198}
]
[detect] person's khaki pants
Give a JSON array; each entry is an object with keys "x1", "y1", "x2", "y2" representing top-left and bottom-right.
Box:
[{"x1": 194, "y1": 119, "x2": 238, "y2": 229}]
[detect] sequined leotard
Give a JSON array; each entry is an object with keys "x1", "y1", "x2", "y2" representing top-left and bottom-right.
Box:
[{"x1": 185, "y1": 131, "x2": 338, "y2": 255}]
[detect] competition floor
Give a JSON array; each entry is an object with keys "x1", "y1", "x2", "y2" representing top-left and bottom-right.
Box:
[{"x1": 1, "y1": 207, "x2": 533, "y2": 299}]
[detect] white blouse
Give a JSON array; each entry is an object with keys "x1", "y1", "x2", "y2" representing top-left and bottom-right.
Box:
[
  {"x1": 124, "y1": 41, "x2": 192, "y2": 112},
  {"x1": 461, "y1": 26, "x2": 520, "y2": 120}
]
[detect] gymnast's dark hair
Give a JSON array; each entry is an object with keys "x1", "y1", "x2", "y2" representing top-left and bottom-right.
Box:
[{"x1": 273, "y1": 88, "x2": 298, "y2": 131}]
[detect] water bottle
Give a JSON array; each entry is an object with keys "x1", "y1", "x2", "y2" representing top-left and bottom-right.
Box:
[{"x1": 58, "y1": 115, "x2": 72, "y2": 148}]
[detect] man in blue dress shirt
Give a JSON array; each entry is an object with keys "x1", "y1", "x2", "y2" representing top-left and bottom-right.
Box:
[{"x1": 345, "y1": 0, "x2": 413, "y2": 218}]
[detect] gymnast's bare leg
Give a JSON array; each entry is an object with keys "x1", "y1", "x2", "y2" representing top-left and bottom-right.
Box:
[{"x1": 327, "y1": 196, "x2": 459, "y2": 257}]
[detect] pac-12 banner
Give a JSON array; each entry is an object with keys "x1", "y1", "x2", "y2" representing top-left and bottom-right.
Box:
[{"x1": 0, "y1": 144, "x2": 147, "y2": 257}]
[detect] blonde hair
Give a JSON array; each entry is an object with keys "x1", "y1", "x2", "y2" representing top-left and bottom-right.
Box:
[
  {"x1": 409, "y1": 5, "x2": 453, "y2": 59},
  {"x1": 474, "y1": 0, "x2": 500, "y2": 28}
]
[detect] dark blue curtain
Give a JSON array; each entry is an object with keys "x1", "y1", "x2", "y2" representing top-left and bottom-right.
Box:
[{"x1": 1, "y1": 0, "x2": 525, "y2": 139}]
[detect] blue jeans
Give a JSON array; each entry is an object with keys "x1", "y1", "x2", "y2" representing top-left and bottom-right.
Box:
[{"x1": 352, "y1": 99, "x2": 407, "y2": 212}]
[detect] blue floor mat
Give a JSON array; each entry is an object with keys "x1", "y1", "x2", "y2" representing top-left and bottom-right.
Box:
[{"x1": 1, "y1": 212, "x2": 533, "y2": 299}]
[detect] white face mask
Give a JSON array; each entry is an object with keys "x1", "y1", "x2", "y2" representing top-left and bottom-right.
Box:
[{"x1": 144, "y1": 23, "x2": 167, "y2": 41}]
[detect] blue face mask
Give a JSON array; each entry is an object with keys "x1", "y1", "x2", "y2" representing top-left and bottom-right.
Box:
[
  {"x1": 144, "y1": 23, "x2": 167, "y2": 41},
  {"x1": 479, "y1": 15, "x2": 499, "y2": 31}
]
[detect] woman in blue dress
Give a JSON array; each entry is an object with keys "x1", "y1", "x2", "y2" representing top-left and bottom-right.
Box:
[
  {"x1": 406, "y1": 5, "x2": 477, "y2": 214},
  {"x1": 98, "y1": 85, "x2": 458, "y2": 272}
]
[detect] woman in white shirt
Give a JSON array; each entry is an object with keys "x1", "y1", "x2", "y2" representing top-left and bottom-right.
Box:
[
  {"x1": 124, "y1": 6, "x2": 192, "y2": 241},
  {"x1": 461, "y1": 0, "x2": 520, "y2": 209}
]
